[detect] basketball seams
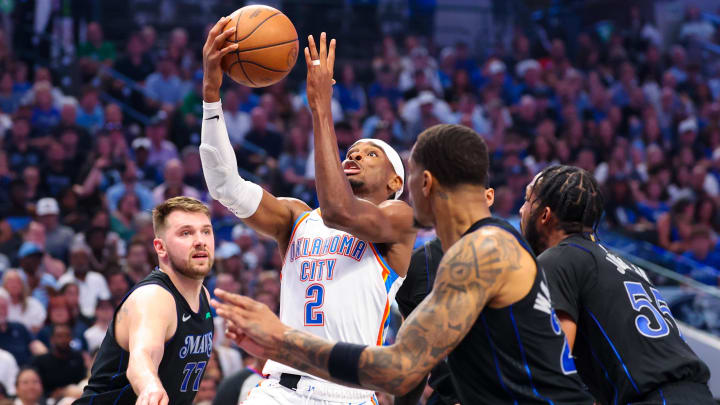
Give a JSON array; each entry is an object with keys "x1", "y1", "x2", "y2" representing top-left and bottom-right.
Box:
[
  {"x1": 237, "y1": 60, "x2": 290, "y2": 73},
  {"x1": 234, "y1": 38, "x2": 298, "y2": 54},
  {"x1": 228, "y1": 12, "x2": 281, "y2": 44},
  {"x1": 239, "y1": 62, "x2": 256, "y2": 86}
]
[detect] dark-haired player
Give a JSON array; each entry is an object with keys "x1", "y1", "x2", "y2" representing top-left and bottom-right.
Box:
[
  {"x1": 519, "y1": 165, "x2": 713, "y2": 405},
  {"x1": 74, "y1": 197, "x2": 215, "y2": 405},
  {"x1": 212, "y1": 124, "x2": 594, "y2": 404}
]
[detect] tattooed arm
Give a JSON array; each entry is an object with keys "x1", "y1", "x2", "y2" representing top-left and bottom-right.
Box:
[{"x1": 213, "y1": 227, "x2": 524, "y2": 395}]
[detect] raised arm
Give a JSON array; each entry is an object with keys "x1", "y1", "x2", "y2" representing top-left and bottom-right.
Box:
[
  {"x1": 200, "y1": 17, "x2": 310, "y2": 247},
  {"x1": 213, "y1": 227, "x2": 517, "y2": 395},
  {"x1": 117, "y1": 285, "x2": 176, "y2": 405},
  {"x1": 305, "y1": 33, "x2": 414, "y2": 244}
]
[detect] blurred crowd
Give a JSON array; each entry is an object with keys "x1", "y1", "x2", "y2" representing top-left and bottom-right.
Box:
[{"x1": 0, "y1": 2, "x2": 719, "y2": 404}]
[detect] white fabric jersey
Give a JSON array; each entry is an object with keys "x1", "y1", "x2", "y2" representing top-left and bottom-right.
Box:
[{"x1": 263, "y1": 209, "x2": 404, "y2": 398}]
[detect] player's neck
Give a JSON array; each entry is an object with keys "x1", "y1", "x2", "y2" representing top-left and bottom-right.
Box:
[
  {"x1": 159, "y1": 264, "x2": 204, "y2": 311},
  {"x1": 433, "y1": 187, "x2": 491, "y2": 252},
  {"x1": 545, "y1": 229, "x2": 572, "y2": 251}
]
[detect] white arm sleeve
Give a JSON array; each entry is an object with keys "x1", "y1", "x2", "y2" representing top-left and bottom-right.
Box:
[{"x1": 200, "y1": 100, "x2": 263, "y2": 218}]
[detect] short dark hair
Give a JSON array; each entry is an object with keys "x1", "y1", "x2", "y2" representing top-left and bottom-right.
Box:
[
  {"x1": 152, "y1": 196, "x2": 210, "y2": 235},
  {"x1": 531, "y1": 165, "x2": 605, "y2": 233},
  {"x1": 411, "y1": 124, "x2": 489, "y2": 188}
]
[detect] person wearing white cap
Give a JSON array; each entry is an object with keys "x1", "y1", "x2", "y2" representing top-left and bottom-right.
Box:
[
  {"x1": 201, "y1": 30, "x2": 416, "y2": 405},
  {"x1": 35, "y1": 197, "x2": 75, "y2": 261}
]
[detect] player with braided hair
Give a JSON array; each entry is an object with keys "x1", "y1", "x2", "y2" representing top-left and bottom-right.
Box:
[{"x1": 519, "y1": 165, "x2": 713, "y2": 405}]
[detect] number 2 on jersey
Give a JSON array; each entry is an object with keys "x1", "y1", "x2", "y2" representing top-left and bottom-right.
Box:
[
  {"x1": 304, "y1": 283, "x2": 325, "y2": 326},
  {"x1": 624, "y1": 281, "x2": 678, "y2": 338}
]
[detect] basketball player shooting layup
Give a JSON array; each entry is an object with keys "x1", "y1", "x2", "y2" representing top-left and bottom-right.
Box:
[
  {"x1": 74, "y1": 197, "x2": 215, "y2": 405},
  {"x1": 200, "y1": 18, "x2": 416, "y2": 405},
  {"x1": 212, "y1": 124, "x2": 594, "y2": 404}
]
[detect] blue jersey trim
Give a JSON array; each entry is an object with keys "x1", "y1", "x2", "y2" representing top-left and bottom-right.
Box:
[
  {"x1": 585, "y1": 338, "x2": 618, "y2": 405},
  {"x1": 111, "y1": 351, "x2": 124, "y2": 380},
  {"x1": 88, "y1": 394, "x2": 96, "y2": 405},
  {"x1": 586, "y1": 309, "x2": 640, "y2": 393},
  {"x1": 659, "y1": 388, "x2": 666, "y2": 405},
  {"x1": 480, "y1": 314, "x2": 518, "y2": 405},
  {"x1": 566, "y1": 242, "x2": 593, "y2": 255},
  {"x1": 291, "y1": 210, "x2": 313, "y2": 233},
  {"x1": 371, "y1": 243, "x2": 401, "y2": 293},
  {"x1": 509, "y1": 305, "x2": 554, "y2": 405},
  {"x1": 112, "y1": 384, "x2": 131, "y2": 405}
]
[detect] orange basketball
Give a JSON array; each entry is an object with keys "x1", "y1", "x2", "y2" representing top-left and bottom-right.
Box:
[{"x1": 220, "y1": 5, "x2": 298, "y2": 88}]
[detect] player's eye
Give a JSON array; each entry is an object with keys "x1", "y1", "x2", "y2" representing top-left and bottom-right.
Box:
[
  {"x1": 369, "y1": 151, "x2": 378, "y2": 157},
  {"x1": 182, "y1": 231, "x2": 190, "y2": 236}
]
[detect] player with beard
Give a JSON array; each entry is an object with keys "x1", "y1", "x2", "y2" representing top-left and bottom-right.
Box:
[
  {"x1": 519, "y1": 165, "x2": 712, "y2": 404},
  {"x1": 201, "y1": 25, "x2": 415, "y2": 405},
  {"x1": 74, "y1": 197, "x2": 215, "y2": 405}
]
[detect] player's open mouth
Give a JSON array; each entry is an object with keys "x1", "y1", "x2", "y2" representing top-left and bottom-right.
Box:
[
  {"x1": 343, "y1": 160, "x2": 361, "y2": 175},
  {"x1": 192, "y1": 252, "x2": 209, "y2": 259}
]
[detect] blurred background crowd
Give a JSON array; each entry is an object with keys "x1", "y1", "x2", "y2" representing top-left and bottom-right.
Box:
[{"x1": 0, "y1": 0, "x2": 719, "y2": 404}]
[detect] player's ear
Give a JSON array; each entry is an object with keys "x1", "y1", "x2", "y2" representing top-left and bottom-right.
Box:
[
  {"x1": 422, "y1": 170, "x2": 432, "y2": 197},
  {"x1": 153, "y1": 238, "x2": 166, "y2": 258},
  {"x1": 388, "y1": 174, "x2": 402, "y2": 195},
  {"x1": 485, "y1": 187, "x2": 495, "y2": 208},
  {"x1": 539, "y1": 206, "x2": 552, "y2": 225}
]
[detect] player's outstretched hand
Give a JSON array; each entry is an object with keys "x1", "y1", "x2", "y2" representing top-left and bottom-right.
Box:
[
  {"x1": 211, "y1": 289, "x2": 287, "y2": 359},
  {"x1": 202, "y1": 16, "x2": 239, "y2": 102},
  {"x1": 305, "y1": 32, "x2": 336, "y2": 113},
  {"x1": 135, "y1": 382, "x2": 168, "y2": 405}
]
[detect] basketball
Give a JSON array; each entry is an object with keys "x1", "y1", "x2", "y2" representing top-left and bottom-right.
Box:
[{"x1": 220, "y1": 5, "x2": 298, "y2": 88}]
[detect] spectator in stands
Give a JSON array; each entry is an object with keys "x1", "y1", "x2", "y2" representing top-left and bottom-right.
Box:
[
  {"x1": 145, "y1": 55, "x2": 186, "y2": 108},
  {"x1": 152, "y1": 158, "x2": 201, "y2": 205},
  {"x1": 78, "y1": 22, "x2": 116, "y2": 66},
  {"x1": 31, "y1": 323, "x2": 86, "y2": 399},
  {"x1": 0, "y1": 293, "x2": 36, "y2": 366},
  {"x1": 29, "y1": 82, "x2": 60, "y2": 135},
  {"x1": 1, "y1": 270, "x2": 45, "y2": 334},
  {"x1": 145, "y1": 116, "x2": 179, "y2": 168},
  {"x1": 658, "y1": 198, "x2": 695, "y2": 253},
  {"x1": 110, "y1": 192, "x2": 139, "y2": 243},
  {"x1": 180, "y1": 147, "x2": 206, "y2": 192},
  {"x1": 17, "y1": 242, "x2": 57, "y2": 308},
  {"x1": 4, "y1": 118, "x2": 42, "y2": 175},
  {"x1": 334, "y1": 64, "x2": 367, "y2": 116},
  {"x1": 35, "y1": 198, "x2": 74, "y2": 261},
  {"x1": 114, "y1": 32, "x2": 155, "y2": 83},
  {"x1": 401, "y1": 90, "x2": 452, "y2": 140},
  {"x1": 13, "y1": 367, "x2": 44, "y2": 405},
  {"x1": 0, "y1": 347, "x2": 17, "y2": 396},
  {"x1": 105, "y1": 160, "x2": 154, "y2": 212},
  {"x1": 123, "y1": 238, "x2": 152, "y2": 285},
  {"x1": 276, "y1": 127, "x2": 313, "y2": 201},
  {"x1": 37, "y1": 291, "x2": 88, "y2": 354},
  {"x1": 241, "y1": 106, "x2": 284, "y2": 170},
  {"x1": 221, "y1": 89, "x2": 251, "y2": 146},
  {"x1": 106, "y1": 270, "x2": 130, "y2": 309},
  {"x1": 83, "y1": 299, "x2": 112, "y2": 353},
  {"x1": 679, "y1": 5, "x2": 716, "y2": 43},
  {"x1": 368, "y1": 64, "x2": 402, "y2": 107},
  {"x1": 75, "y1": 87, "x2": 103, "y2": 134},
  {"x1": 131, "y1": 137, "x2": 161, "y2": 188},
  {"x1": 0, "y1": 72, "x2": 20, "y2": 114},
  {"x1": 22, "y1": 166, "x2": 43, "y2": 203},
  {"x1": 57, "y1": 242, "x2": 111, "y2": 321},
  {"x1": 42, "y1": 142, "x2": 76, "y2": 197}
]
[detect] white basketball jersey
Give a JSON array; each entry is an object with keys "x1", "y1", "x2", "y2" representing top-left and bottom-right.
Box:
[{"x1": 263, "y1": 209, "x2": 405, "y2": 386}]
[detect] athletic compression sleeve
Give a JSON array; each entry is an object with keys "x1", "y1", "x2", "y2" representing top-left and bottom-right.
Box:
[{"x1": 200, "y1": 100, "x2": 263, "y2": 218}]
